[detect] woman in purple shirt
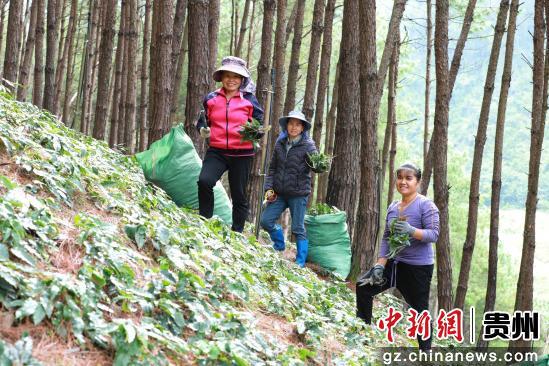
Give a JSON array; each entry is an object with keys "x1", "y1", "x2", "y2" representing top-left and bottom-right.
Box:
[{"x1": 356, "y1": 162, "x2": 440, "y2": 351}]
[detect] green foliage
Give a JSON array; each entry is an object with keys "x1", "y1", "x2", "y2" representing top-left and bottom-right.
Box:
[
  {"x1": 0, "y1": 94, "x2": 423, "y2": 364},
  {"x1": 307, "y1": 203, "x2": 337, "y2": 216},
  {"x1": 0, "y1": 335, "x2": 42, "y2": 366},
  {"x1": 238, "y1": 119, "x2": 269, "y2": 149},
  {"x1": 387, "y1": 220, "x2": 411, "y2": 259},
  {"x1": 306, "y1": 152, "x2": 331, "y2": 173}
]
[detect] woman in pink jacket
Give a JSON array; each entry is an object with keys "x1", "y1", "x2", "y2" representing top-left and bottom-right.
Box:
[{"x1": 196, "y1": 56, "x2": 264, "y2": 232}]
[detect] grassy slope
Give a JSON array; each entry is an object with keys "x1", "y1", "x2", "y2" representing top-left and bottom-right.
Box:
[{"x1": 0, "y1": 92, "x2": 419, "y2": 365}]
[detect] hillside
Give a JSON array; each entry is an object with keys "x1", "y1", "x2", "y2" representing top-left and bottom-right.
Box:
[{"x1": 0, "y1": 92, "x2": 422, "y2": 364}]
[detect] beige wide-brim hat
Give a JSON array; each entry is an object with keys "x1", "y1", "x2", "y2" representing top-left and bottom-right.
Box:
[
  {"x1": 212, "y1": 56, "x2": 250, "y2": 82},
  {"x1": 279, "y1": 110, "x2": 312, "y2": 131}
]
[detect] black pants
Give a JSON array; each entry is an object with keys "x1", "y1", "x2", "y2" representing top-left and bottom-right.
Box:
[
  {"x1": 356, "y1": 260, "x2": 434, "y2": 351},
  {"x1": 197, "y1": 149, "x2": 252, "y2": 232}
]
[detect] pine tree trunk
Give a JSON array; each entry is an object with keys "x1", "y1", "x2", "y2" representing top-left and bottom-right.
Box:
[
  {"x1": 283, "y1": 0, "x2": 305, "y2": 115},
  {"x1": 423, "y1": 0, "x2": 432, "y2": 162},
  {"x1": 255, "y1": 0, "x2": 276, "y2": 107},
  {"x1": 124, "y1": 0, "x2": 138, "y2": 153},
  {"x1": 43, "y1": 0, "x2": 59, "y2": 112},
  {"x1": 421, "y1": 0, "x2": 477, "y2": 195},
  {"x1": 235, "y1": 0, "x2": 251, "y2": 57},
  {"x1": 432, "y1": 0, "x2": 453, "y2": 311},
  {"x1": 352, "y1": 0, "x2": 406, "y2": 278},
  {"x1": 454, "y1": 0, "x2": 510, "y2": 311},
  {"x1": 33, "y1": 0, "x2": 45, "y2": 107},
  {"x1": 509, "y1": 0, "x2": 546, "y2": 354},
  {"x1": 117, "y1": 1, "x2": 129, "y2": 145},
  {"x1": 79, "y1": 0, "x2": 100, "y2": 133},
  {"x1": 317, "y1": 61, "x2": 339, "y2": 203},
  {"x1": 208, "y1": 0, "x2": 219, "y2": 89},
  {"x1": 139, "y1": 0, "x2": 152, "y2": 152},
  {"x1": 246, "y1": 0, "x2": 257, "y2": 66},
  {"x1": 92, "y1": 0, "x2": 118, "y2": 141},
  {"x1": 326, "y1": 0, "x2": 360, "y2": 239},
  {"x1": 170, "y1": 21, "x2": 188, "y2": 125},
  {"x1": 311, "y1": 0, "x2": 335, "y2": 148},
  {"x1": 268, "y1": 0, "x2": 287, "y2": 149},
  {"x1": 0, "y1": 4, "x2": 6, "y2": 80},
  {"x1": 387, "y1": 119, "x2": 397, "y2": 206},
  {"x1": 16, "y1": 0, "x2": 38, "y2": 101},
  {"x1": 61, "y1": 0, "x2": 77, "y2": 124},
  {"x1": 109, "y1": 2, "x2": 126, "y2": 147},
  {"x1": 478, "y1": 0, "x2": 519, "y2": 351},
  {"x1": 301, "y1": 0, "x2": 325, "y2": 122},
  {"x1": 2, "y1": 0, "x2": 23, "y2": 92},
  {"x1": 183, "y1": 0, "x2": 208, "y2": 151},
  {"x1": 169, "y1": 0, "x2": 187, "y2": 123},
  {"x1": 381, "y1": 28, "x2": 400, "y2": 193},
  {"x1": 52, "y1": 0, "x2": 67, "y2": 113},
  {"x1": 247, "y1": 0, "x2": 276, "y2": 223}
]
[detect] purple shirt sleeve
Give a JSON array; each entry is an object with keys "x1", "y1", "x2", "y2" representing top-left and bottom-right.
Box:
[{"x1": 420, "y1": 199, "x2": 440, "y2": 243}]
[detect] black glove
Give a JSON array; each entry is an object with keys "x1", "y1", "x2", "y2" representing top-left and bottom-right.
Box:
[
  {"x1": 357, "y1": 264, "x2": 386, "y2": 286},
  {"x1": 254, "y1": 130, "x2": 265, "y2": 140}
]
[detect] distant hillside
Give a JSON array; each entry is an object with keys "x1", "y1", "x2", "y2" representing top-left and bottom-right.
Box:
[{"x1": 0, "y1": 91, "x2": 431, "y2": 364}]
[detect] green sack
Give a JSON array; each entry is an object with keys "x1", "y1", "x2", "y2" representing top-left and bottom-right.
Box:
[
  {"x1": 305, "y1": 210, "x2": 351, "y2": 278},
  {"x1": 135, "y1": 124, "x2": 232, "y2": 225}
]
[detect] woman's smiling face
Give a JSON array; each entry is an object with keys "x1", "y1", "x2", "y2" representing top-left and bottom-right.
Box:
[
  {"x1": 396, "y1": 169, "x2": 420, "y2": 196},
  {"x1": 221, "y1": 71, "x2": 243, "y2": 93}
]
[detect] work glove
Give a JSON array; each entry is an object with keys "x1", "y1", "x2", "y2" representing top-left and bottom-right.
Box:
[
  {"x1": 264, "y1": 189, "x2": 277, "y2": 203},
  {"x1": 357, "y1": 264, "x2": 385, "y2": 287},
  {"x1": 393, "y1": 220, "x2": 416, "y2": 236},
  {"x1": 199, "y1": 127, "x2": 211, "y2": 139},
  {"x1": 254, "y1": 130, "x2": 265, "y2": 140}
]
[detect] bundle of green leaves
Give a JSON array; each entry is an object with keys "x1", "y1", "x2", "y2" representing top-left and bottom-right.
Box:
[
  {"x1": 307, "y1": 203, "x2": 338, "y2": 216},
  {"x1": 238, "y1": 120, "x2": 270, "y2": 149},
  {"x1": 306, "y1": 152, "x2": 331, "y2": 173},
  {"x1": 387, "y1": 219, "x2": 411, "y2": 258}
]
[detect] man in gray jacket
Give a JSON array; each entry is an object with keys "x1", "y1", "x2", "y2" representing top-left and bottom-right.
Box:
[{"x1": 260, "y1": 111, "x2": 318, "y2": 267}]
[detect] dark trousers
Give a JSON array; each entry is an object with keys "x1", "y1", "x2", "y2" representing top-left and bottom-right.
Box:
[
  {"x1": 356, "y1": 260, "x2": 434, "y2": 351},
  {"x1": 198, "y1": 149, "x2": 252, "y2": 232}
]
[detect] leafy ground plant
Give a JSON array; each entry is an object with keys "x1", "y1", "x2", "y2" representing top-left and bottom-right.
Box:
[
  {"x1": 0, "y1": 90, "x2": 446, "y2": 364},
  {"x1": 307, "y1": 203, "x2": 338, "y2": 216},
  {"x1": 238, "y1": 119, "x2": 270, "y2": 149}
]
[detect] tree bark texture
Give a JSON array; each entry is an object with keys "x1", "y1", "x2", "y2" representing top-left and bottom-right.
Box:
[
  {"x1": 246, "y1": 0, "x2": 257, "y2": 66},
  {"x1": 169, "y1": 0, "x2": 187, "y2": 123},
  {"x1": 421, "y1": 0, "x2": 477, "y2": 196},
  {"x1": 53, "y1": 0, "x2": 74, "y2": 116},
  {"x1": 0, "y1": 4, "x2": 6, "y2": 80},
  {"x1": 16, "y1": 0, "x2": 38, "y2": 101},
  {"x1": 124, "y1": 0, "x2": 138, "y2": 153},
  {"x1": 326, "y1": 0, "x2": 360, "y2": 239},
  {"x1": 116, "y1": 1, "x2": 129, "y2": 145},
  {"x1": 432, "y1": 0, "x2": 453, "y2": 311},
  {"x1": 268, "y1": 0, "x2": 287, "y2": 150},
  {"x1": 183, "y1": 0, "x2": 208, "y2": 152},
  {"x1": 235, "y1": 0, "x2": 251, "y2": 57},
  {"x1": 43, "y1": 0, "x2": 59, "y2": 112},
  {"x1": 311, "y1": 0, "x2": 335, "y2": 149},
  {"x1": 317, "y1": 61, "x2": 339, "y2": 204},
  {"x1": 61, "y1": 0, "x2": 78, "y2": 123},
  {"x1": 283, "y1": 0, "x2": 305, "y2": 115},
  {"x1": 478, "y1": 0, "x2": 519, "y2": 349},
  {"x1": 208, "y1": 0, "x2": 219, "y2": 89},
  {"x1": 52, "y1": 0, "x2": 67, "y2": 113},
  {"x1": 2, "y1": 0, "x2": 23, "y2": 91},
  {"x1": 301, "y1": 0, "x2": 325, "y2": 123},
  {"x1": 509, "y1": 0, "x2": 546, "y2": 353},
  {"x1": 170, "y1": 21, "x2": 188, "y2": 124},
  {"x1": 424, "y1": 0, "x2": 432, "y2": 162},
  {"x1": 255, "y1": 0, "x2": 276, "y2": 107},
  {"x1": 454, "y1": 0, "x2": 510, "y2": 311},
  {"x1": 387, "y1": 117, "x2": 397, "y2": 206},
  {"x1": 352, "y1": 0, "x2": 406, "y2": 278},
  {"x1": 110, "y1": 0, "x2": 126, "y2": 146},
  {"x1": 139, "y1": 0, "x2": 152, "y2": 151},
  {"x1": 92, "y1": 0, "x2": 118, "y2": 141},
  {"x1": 247, "y1": 0, "x2": 276, "y2": 223},
  {"x1": 33, "y1": 0, "x2": 45, "y2": 107}
]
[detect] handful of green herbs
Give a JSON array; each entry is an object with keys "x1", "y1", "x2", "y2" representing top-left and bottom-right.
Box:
[
  {"x1": 238, "y1": 119, "x2": 270, "y2": 148},
  {"x1": 306, "y1": 152, "x2": 331, "y2": 173},
  {"x1": 387, "y1": 219, "x2": 411, "y2": 258},
  {"x1": 307, "y1": 203, "x2": 338, "y2": 216}
]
